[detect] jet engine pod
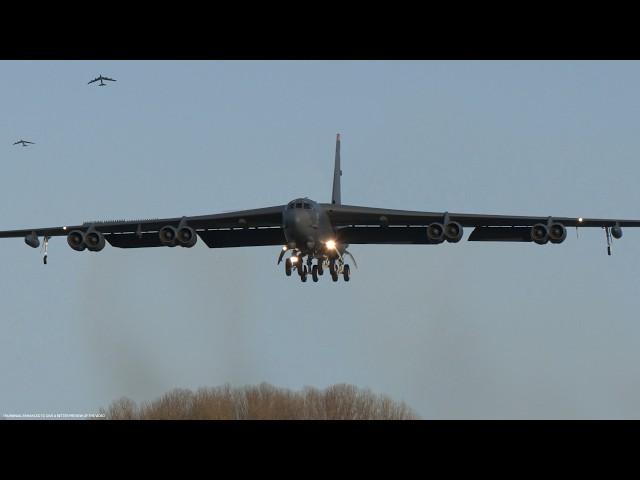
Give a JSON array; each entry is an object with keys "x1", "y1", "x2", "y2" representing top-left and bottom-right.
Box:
[
  {"x1": 531, "y1": 223, "x2": 549, "y2": 245},
  {"x1": 24, "y1": 231, "x2": 40, "y2": 248},
  {"x1": 85, "y1": 230, "x2": 106, "y2": 251},
  {"x1": 548, "y1": 222, "x2": 567, "y2": 244},
  {"x1": 427, "y1": 223, "x2": 445, "y2": 244},
  {"x1": 67, "y1": 230, "x2": 86, "y2": 251},
  {"x1": 159, "y1": 225, "x2": 178, "y2": 247},
  {"x1": 611, "y1": 225, "x2": 623, "y2": 239},
  {"x1": 177, "y1": 226, "x2": 197, "y2": 247},
  {"x1": 444, "y1": 221, "x2": 463, "y2": 243}
]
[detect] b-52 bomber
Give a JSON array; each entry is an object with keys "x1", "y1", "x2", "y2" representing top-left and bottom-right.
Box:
[
  {"x1": 88, "y1": 75, "x2": 116, "y2": 86},
  {"x1": 13, "y1": 140, "x2": 34, "y2": 147},
  {"x1": 0, "y1": 134, "x2": 639, "y2": 281}
]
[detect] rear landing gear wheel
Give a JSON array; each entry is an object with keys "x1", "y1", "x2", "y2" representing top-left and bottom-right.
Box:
[
  {"x1": 312, "y1": 264, "x2": 319, "y2": 282},
  {"x1": 318, "y1": 262, "x2": 324, "y2": 276},
  {"x1": 285, "y1": 258, "x2": 292, "y2": 276},
  {"x1": 300, "y1": 265, "x2": 308, "y2": 282},
  {"x1": 343, "y1": 264, "x2": 350, "y2": 282}
]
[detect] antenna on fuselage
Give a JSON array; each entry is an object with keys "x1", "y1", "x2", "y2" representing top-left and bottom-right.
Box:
[{"x1": 331, "y1": 133, "x2": 342, "y2": 205}]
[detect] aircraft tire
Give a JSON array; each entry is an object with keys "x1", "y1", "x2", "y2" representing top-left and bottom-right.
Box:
[
  {"x1": 343, "y1": 264, "x2": 350, "y2": 282},
  {"x1": 285, "y1": 258, "x2": 292, "y2": 276},
  {"x1": 312, "y1": 265, "x2": 319, "y2": 282}
]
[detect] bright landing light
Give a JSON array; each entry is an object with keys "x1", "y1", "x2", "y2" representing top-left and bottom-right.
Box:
[
  {"x1": 325, "y1": 239, "x2": 336, "y2": 250},
  {"x1": 290, "y1": 256, "x2": 298, "y2": 263},
  {"x1": 578, "y1": 218, "x2": 584, "y2": 223}
]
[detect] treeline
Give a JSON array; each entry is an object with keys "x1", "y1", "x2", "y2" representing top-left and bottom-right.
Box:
[{"x1": 101, "y1": 383, "x2": 419, "y2": 420}]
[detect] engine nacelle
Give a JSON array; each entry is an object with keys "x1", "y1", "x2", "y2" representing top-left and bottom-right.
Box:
[
  {"x1": 611, "y1": 225, "x2": 623, "y2": 239},
  {"x1": 531, "y1": 224, "x2": 549, "y2": 245},
  {"x1": 427, "y1": 223, "x2": 445, "y2": 244},
  {"x1": 548, "y1": 222, "x2": 567, "y2": 244},
  {"x1": 25, "y1": 232, "x2": 40, "y2": 248},
  {"x1": 444, "y1": 222, "x2": 463, "y2": 243},
  {"x1": 85, "y1": 230, "x2": 106, "y2": 252},
  {"x1": 177, "y1": 226, "x2": 197, "y2": 248},
  {"x1": 67, "y1": 230, "x2": 86, "y2": 251},
  {"x1": 159, "y1": 225, "x2": 178, "y2": 247}
]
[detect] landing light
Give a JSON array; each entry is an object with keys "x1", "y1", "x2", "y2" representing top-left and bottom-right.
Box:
[
  {"x1": 578, "y1": 218, "x2": 584, "y2": 223},
  {"x1": 290, "y1": 256, "x2": 298, "y2": 263},
  {"x1": 326, "y1": 240, "x2": 336, "y2": 250},
  {"x1": 282, "y1": 246, "x2": 287, "y2": 251}
]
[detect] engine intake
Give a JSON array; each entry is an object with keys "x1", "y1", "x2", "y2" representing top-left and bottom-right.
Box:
[
  {"x1": 531, "y1": 224, "x2": 549, "y2": 245},
  {"x1": 67, "y1": 230, "x2": 86, "y2": 251},
  {"x1": 159, "y1": 225, "x2": 178, "y2": 247},
  {"x1": 177, "y1": 226, "x2": 197, "y2": 247},
  {"x1": 85, "y1": 230, "x2": 106, "y2": 251},
  {"x1": 444, "y1": 222, "x2": 463, "y2": 243},
  {"x1": 548, "y1": 222, "x2": 567, "y2": 244},
  {"x1": 427, "y1": 223, "x2": 445, "y2": 244}
]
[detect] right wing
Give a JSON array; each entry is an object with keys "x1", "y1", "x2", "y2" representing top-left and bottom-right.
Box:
[
  {"x1": 87, "y1": 78, "x2": 99, "y2": 84},
  {"x1": 324, "y1": 204, "x2": 640, "y2": 244},
  {"x1": 0, "y1": 205, "x2": 287, "y2": 249}
]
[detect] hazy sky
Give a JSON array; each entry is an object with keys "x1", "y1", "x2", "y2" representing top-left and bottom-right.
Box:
[{"x1": 1, "y1": 61, "x2": 640, "y2": 419}]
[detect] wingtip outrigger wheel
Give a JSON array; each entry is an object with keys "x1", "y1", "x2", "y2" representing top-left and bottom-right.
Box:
[
  {"x1": 42, "y1": 236, "x2": 49, "y2": 265},
  {"x1": 604, "y1": 227, "x2": 612, "y2": 256}
]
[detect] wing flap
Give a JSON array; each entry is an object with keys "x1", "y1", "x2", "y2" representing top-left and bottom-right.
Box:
[
  {"x1": 197, "y1": 228, "x2": 286, "y2": 248},
  {"x1": 337, "y1": 226, "x2": 429, "y2": 244},
  {"x1": 468, "y1": 226, "x2": 532, "y2": 242},
  {"x1": 106, "y1": 232, "x2": 165, "y2": 248}
]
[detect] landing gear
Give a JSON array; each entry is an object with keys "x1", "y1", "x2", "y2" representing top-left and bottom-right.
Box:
[
  {"x1": 285, "y1": 258, "x2": 292, "y2": 276},
  {"x1": 281, "y1": 251, "x2": 351, "y2": 283},
  {"x1": 42, "y1": 236, "x2": 49, "y2": 265}
]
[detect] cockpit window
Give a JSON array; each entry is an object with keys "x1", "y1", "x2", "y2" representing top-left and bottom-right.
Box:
[
  {"x1": 303, "y1": 203, "x2": 311, "y2": 209},
  {"x1": 295, "y1": 202, "x2": 303, "y2": 208},
  {"x1": 288, "y1": 202, "x2": 294, "y2": 209}
]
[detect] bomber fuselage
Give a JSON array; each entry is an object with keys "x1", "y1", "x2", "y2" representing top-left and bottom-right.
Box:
[{"x1": 282, "y1": 198, "x2": 335, "y2": 254}]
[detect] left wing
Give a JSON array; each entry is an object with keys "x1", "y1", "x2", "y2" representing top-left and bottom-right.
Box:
[
  {"x1": 103, "y1": 77, "x2": 116, "y2": 82},
  {"x1": 0, "y1": 205, "x2": 286, "y2": 249},
  {"x1": 324, "y1": 204, "x2": 640, "y2": 244}
]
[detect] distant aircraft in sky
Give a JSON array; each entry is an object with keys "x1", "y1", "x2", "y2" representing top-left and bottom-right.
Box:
[
  {"x1": 0, "y1": 134, "x2": 639, "y2": 280},
  {"x1": 13, "y1": 140, "x2": 34, "y2": 147},
  {"x1": 88, "y1": 75, "x2": 116, "y2": 86}
]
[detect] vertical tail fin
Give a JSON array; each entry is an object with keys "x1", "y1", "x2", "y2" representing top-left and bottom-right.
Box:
[{"x1": 332, "y1": 133, "x2": 342, "y2": 205}]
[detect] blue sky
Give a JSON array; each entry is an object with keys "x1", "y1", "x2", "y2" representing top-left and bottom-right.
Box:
[{"x1": 1, "y1": 61, "x2": 640, "y2": 418}]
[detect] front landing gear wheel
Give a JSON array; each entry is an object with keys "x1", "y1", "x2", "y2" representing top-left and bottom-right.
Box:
[
  {"x1": 300, "y1": 265, "x2": 308, "y2": 282},
  {"x1": 285, "y1": 258, "x2": 292, "y2": 276},
  {"x1": 343, "y1": 264, "x2": 350, "y2": 282},
  {"x1": 311, "y1": 264, "x2": 319, "y2": 282}
]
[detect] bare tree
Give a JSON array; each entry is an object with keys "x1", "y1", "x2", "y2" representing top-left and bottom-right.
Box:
[{"x1": 101, "y1": 383, "x2": 419, "y2": 420}]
